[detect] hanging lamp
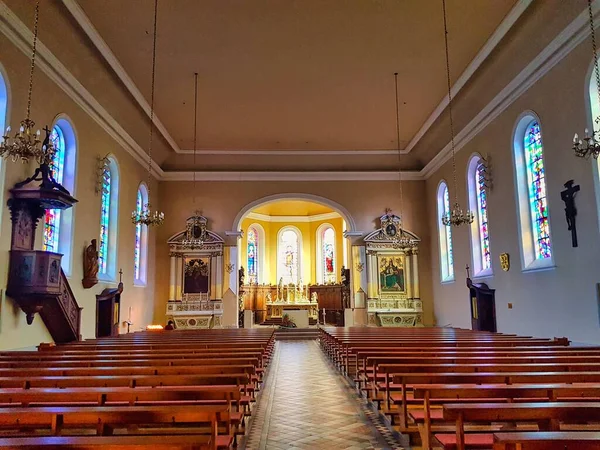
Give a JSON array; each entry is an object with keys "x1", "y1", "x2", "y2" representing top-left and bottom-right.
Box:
[
  {"x1": 131, "y1": 0, "x2": 164, "y2": 227},
  {"x1": 0, "y1": 0, "x2": 54, "y2": 164}
]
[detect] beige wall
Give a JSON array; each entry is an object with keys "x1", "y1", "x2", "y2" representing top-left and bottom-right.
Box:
[
  {"x1": 426, "y1": 33, "x2": 600, "y2": 343},
  {"x1": 0, "y1": 35, "x2": 158, "y2": 349},
  {"x1": 155, "y1": 180, "x2": 433, "y2": 326}
]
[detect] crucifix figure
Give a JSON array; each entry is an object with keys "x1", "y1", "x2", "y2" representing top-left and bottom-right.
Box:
[{"x1": 560, "y1": 179, "x2": 580, "y2": 248}]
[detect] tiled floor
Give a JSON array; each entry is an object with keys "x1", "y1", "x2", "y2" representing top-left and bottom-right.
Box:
[{"x1": 243, "y1": 340, "x2": 403, "y2": 450}]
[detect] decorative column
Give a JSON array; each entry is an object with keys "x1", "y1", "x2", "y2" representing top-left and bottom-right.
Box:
[
  {"x1": 215, "y1": 252, "x2": 223, "y2": 300},
  {"x1": 351, "y1": 245, "x2": 367, "y2": 308},
  {"x1": 169, "y1": 253, "x2": 176, "y2": 300},
  {"x1": 210, "y1": 254, "x2": 217, "y2": 300},
  {"x1": 175, "y1": 254, "x2": 183, "y2": 300},
  {"x1": 367, "y1": 251, "x2": 378, "y2": 301},
  {"x1": 412, "y1": 248, "x2": 420, "y2": 299},
  {"x1": 404, "y1": 249, "x2": 413, "y2": 301}
]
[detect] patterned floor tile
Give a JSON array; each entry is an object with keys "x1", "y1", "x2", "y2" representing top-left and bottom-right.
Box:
[{"x1": 241, "y1": 340, "x2": 404, "y2": 450}]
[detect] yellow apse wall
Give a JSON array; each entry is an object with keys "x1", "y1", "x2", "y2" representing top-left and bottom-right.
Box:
[{"x1": 239, "y1": 216, "x2": 345, "y2": 285}]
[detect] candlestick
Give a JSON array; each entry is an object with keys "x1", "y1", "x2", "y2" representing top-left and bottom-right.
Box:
[{"x1": 128, "y1": 306, "x2": 132, "y2": 321}]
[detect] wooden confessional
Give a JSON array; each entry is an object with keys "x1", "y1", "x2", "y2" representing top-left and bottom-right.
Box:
[{"x1": 467, "y1": 275, "x2": 497, "y2": 332}]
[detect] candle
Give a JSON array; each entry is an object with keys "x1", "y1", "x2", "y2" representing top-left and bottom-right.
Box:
[{"x1": 128, "y1": 306, "x2": 132, "y2": 321}]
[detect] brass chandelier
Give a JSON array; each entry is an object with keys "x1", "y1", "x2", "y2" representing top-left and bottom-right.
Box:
[
  {"x1": 572, "y1": 0, "x2": 600, "y2": 159},
  {"x1": 0, "y1": 0, "x2": 54, "y2": 164},
  {"x1": 440, "y1": 0, "x2": 473, "y2": 228},
  {"x1": 392, "y1": 72, "x2": 415, "y2": 249},
  {"x1": 181, "y1": 73, "x2": 206, "y2": 250},
  {"x1": 131, "y1": 0, "x2": 164, "y2": 227}
]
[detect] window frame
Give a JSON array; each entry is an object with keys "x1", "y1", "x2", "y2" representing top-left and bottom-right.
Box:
[
  {"x1": 511, "y1": 112, "x2": 554, "y2": 272},
  {"x1": 437, "y1": 180, "x2": 455, "y2": 283},
  {"x1": 467, "y1": 153, "x2": 493, "y2": 278},
  {"x1": 98, "y1": 155, "x2": 120, "y2": 282},
  {"x1": 585, "y1": 56, "x2": 600, "y2": 232},
  {"x1": 246, "y1": 223, "x2": 265, "y2": 284},
  {"x1": 316, "y1": 223, "x2": 336, "y2": 284},
  {"x1": 133, "y1": 182, "x2": 149, "y2": 286},
  {"x1": 276, "y1": 225, "x2": 302, "y2": 285}
]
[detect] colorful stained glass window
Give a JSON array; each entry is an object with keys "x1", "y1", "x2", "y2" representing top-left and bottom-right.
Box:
[
  {"x1": 475, "y1": 162, "x2": 491, "y2": 270},
  {"x1": 247, "y1": 227, "x2": 258, "y2": 284},
  {"x1": 278, "y1": 228, "x2": 299, "y2": 285},
  {"x1": 98, "y1": 165, "x2": 111, "y2": 274},
  {"x1": 134, "y1": 189, "x2": 143, "y2": 280},
  {"x1": 442, "y1": 184, "x2": 454, "y2": 279},
  {"x1": 322, "y1": 227, "x2": 335, "y2": 283},
  {"x1": 43, "y1": 126, "x2": 65, "y2": 253},
  {"x1": 524, "y1": 121, "x2": 552, "y2": 260}
]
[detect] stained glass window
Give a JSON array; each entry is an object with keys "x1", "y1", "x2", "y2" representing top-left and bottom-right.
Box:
[
  {"x1": 98, "y1": 164, "x2": 111, "y2": 274},
  {"x1": 322, "y1": 227, "x2": 335, "y2": 283},
  {"x1": 475, "y1": 162, "x2": 491, "y2": 270},
  {"x1": 247, "y1": 226, "x2": 259, "y2": 284},
  {"x1": 438, "y1": 182, "x2": 454, "y2": 281},
  {"x1": 524, "y1": 121, "x2": 552, "y2": 260},
  {"x1": 278, "y1": 228, "x2": 299, "y2": 285},
  {"x1": 134, "y1": 189, "x2": 143, "y2": 280},
  {"x1": 43, "y1": 126, "x2": 65, "y2": 253}
]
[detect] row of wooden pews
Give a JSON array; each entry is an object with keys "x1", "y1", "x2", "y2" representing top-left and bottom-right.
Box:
[
  {"x1": 0, "y1": 328, "x2": 275, "y2": 449},
  {"x1": 320, "y1": 326, "x2": 600, "y2": 450}
]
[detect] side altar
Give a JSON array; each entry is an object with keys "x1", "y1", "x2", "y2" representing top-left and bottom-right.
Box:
[
  {"x1": 364, "y1": 212, "x2": 423, "y2": 327},
  {"x1": 165, "y1": 215, "x2": 224, "y2": 329}
]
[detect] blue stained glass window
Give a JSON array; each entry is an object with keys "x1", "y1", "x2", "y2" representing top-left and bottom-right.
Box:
[
  {"x1": 443, "y1": 185, "x2": 454, "y2": 279},
  {"x1": 247, "y1": 227, "x2": 258, "y2": 284},
  {"x1": 476, "y1": 162, "x2": 491, "y2": 270},
  {"x1": 99, "y1": 165, "x2": 111, "y2": 274},
  {"x1": 134, "y1": 190, "x2": 143, "y2": 280},
  {"x1": 43, "y1": 126, "x2": 65, "y2": 252},
  {"x1": 322, "y1": 227, "x2": 335, "y2": 283},
  {"x1": 524, "y1": 121, "x2": 552, "y2": 260}
]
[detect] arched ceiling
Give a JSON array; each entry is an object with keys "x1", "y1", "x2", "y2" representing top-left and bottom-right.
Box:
[{"x1": 252, "y1": 200, "x2": 335, "y2": 217}]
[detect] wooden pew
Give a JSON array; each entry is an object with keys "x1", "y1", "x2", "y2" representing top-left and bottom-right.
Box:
[
  {"x1": 492, "y1": 431, "x2": 600, "y2": 450},
  {"x1": 0, "y1": 435, "x2": 217, "y2": 449},
  {"x1": 439, "y1": 402, "x2": 600, "y2": 450}
]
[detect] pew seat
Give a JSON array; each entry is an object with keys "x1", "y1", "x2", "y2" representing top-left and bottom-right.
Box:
[
  {"x1": 492, "y1": 431, "x2": 600, "y2": 450},
  {"x1": 0, "y1": 435, "x2": 224, "y2": 449}
]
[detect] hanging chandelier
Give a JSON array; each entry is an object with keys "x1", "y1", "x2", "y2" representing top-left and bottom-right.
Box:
[
  {"x1": 572, "y1": 0, "x2": 600, "y2": 159},
  {"x1": 391, "y1": 73, "x2": 415, "y2": 249},
  {"x1": 0, "y1": 0, "x2": 53, "y2": 164},
  {"x1": 131, "y1": 0, "x2": 164, "y2": 228},
  {"x1": 181, "y1": 74, "x2": 205, "y2": 251},
  {"x1": 440, "y1": 0, "x2": 473, "y2": 228}
]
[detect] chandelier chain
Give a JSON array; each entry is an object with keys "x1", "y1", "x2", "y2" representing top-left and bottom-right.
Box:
[
  {"x1": 442, "y1": 0, "x2": 458, "y2": 203},
  {"x1": 26, "y1": 0, "x2": 40, "y2": 123},
  {"x1": 193, "y1": 72, "x2": 198, "y2": 207},
  {"x1": 589, "y1": 0, "x2": 600, "y2": 112},
  {"x1": 147, "y1": 0, "x2": 159, "y2": 195},
  {"x1": 394, "y1": 72, "x2": 404, "y2": 224}
]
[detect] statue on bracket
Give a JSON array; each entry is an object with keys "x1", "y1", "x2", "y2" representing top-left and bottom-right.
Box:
[{"x1": 82, "y1": 239, "x2": 99, "y2": 289}]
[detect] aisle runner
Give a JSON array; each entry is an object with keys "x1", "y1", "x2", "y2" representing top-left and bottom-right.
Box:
[{"x1": 243, "y1": 340, "x2": 403, "y2": 450}]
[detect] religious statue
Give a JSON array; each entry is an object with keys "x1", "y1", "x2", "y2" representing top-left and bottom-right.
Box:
[
  {"x1": 561, "y1": 179, "x2": 580, "y2": 248},
  {"x1": 82, "y1": 239, "x2": 99, "y2": 289},
  {"x1": 238, "y1": 266, "x2": 245, "y2": 288},
  {"x1": 277, "y1": 277, "x2": 284, "y2": 301},
  {"x1": 311, "y1": 292, "x2": 318, "y2": 303}
]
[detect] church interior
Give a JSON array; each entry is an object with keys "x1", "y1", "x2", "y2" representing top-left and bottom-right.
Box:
[{"x1": 1, "y1": 0, "x2": 600, "y2": 448}]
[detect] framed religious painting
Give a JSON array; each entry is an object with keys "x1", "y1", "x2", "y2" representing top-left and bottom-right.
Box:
[
  {"x1": 378, "y1": 254, "x2": 406, "y2": 293},
  {"x1": 183, "y1": 257, "x2": 211, "y2": 295}
]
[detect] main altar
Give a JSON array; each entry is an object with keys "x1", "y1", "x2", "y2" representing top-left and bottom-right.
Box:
[
  {"x1": 265, "y1": 280, "x2": 319, "y2": 325},
  {"x1": 166, "y1": 215, "x2": 224, "y2": 329},
  {"x1": 363, "y1": 212, "x2": 423, "y2": 327}
]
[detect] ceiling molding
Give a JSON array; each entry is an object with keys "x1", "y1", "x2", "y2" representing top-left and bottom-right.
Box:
[
  {"x1": 159, "y1": 170, "x2": 424, "y2": 182},
  {"x1": 404, "y1": 0, "x2": 533, "y2": 154},
  {"x1": 61, "y1": 0, "x2": 181, "y2": 154},
  {"x1": 420, "y1": 0, "x2": 600, "y2": 179},
  {"x1": 178, "y1": 149, "x2": 403, "y2": 155},
  {"x1": 0, "y1": 1, "x2": 164, "y2": 179},
  {"x1": 246, "y1": 211, "x2": 341, "y2": 223}
]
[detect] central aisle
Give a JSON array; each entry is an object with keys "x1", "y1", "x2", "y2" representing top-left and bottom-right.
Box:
[{"x1": 244, "y1": 340, "x2": 402, "y2": 450}]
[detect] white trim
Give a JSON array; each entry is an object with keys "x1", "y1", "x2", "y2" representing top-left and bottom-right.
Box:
[
  {"x1": 61, "y1": 0, "x2": 180, "y2": 154},
  {"x1": 233, "y1": 193, "x2": 357, "y2": 234},
  {"x1": 421, "y1": 0, "x2": 600, "y2": 179},
  {"x1": 161, "y1": 171, "x2": 423, "y2": 182},
  {"x1": 0, "y1": 1, "x2": 164, "y2": 179},
  {"x1": 405, "y1": 0, "x2": 533, "y2": 154},
  {"x1": 246, "y1": 211, "x2": 341, "y2": 223},
  {"x1": 177, "y1": 148, "x2": 402, "y2": 155}
]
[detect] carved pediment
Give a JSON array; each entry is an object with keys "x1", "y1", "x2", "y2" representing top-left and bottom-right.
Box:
[
  {"x1": 168, "y1": 215, "x2": 224, "y2": 253},
  {"x1": 364, "y1": 212, "x2": 420, "y2": 249}
]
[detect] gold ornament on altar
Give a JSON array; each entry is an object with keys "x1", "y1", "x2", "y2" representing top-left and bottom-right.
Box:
[
  {"x1": 225, "y1": 262, "x2": 234, "y2": 274},
  {"x1": 500, "y1": 253, "x2": 510, "y2": 272},
  {"x1": 356, "y1": 261, "x2": 364, "y2": 273}
]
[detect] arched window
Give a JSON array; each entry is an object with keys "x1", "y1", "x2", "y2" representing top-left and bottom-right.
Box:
[
  {"x1": 0, "y1": 68, "x2": 7, "y2": 210},
  {"x1": 42, "y1": 118, "x2": 77, "y2": 274},
  {"x1": 134, "y1": 183, "x2": 149, "y2": 285},
  {"x1": 99, "y1": 155, "x2": 120, "y2": 280},
  {"x1": 587, "y1": 62, "x2": 600, "y2": 227},
  {"x1": 513, "y1": 114, "x2": 553, "y2": 270},
  {"x1": 277, "y1": 227, "x2": 301, "y2": 285},
  {"x1": 437, "y1": 181, "x2": 454, "y2": 282},
  {"x1": 247, "y1": 226, "x2": 259, "y2": 284},
  {"x1": 316, "y1": 224, "x2": 336, "y2": 284},
  {"x1": 467, "y1": 155, "x2": 491, "y2": 276}
]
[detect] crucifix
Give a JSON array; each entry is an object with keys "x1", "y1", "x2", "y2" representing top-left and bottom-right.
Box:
[{"x1": 560, "y1": 180, "x2": 580, "y2": 248}]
